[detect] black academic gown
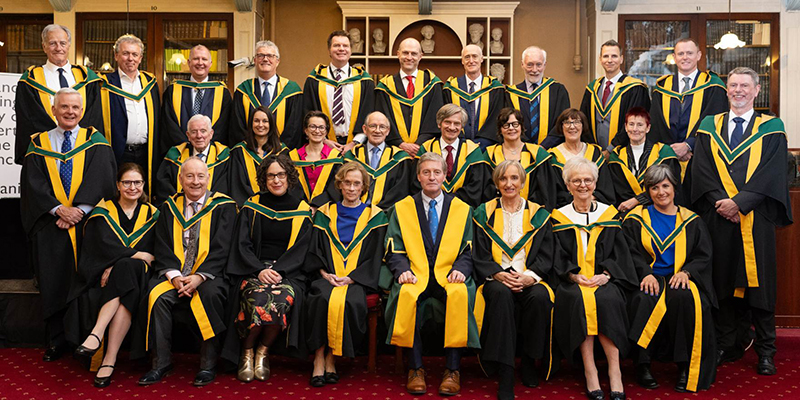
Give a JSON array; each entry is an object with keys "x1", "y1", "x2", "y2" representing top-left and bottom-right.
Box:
[
  {"x1": 580, "y1": 74, "x2": 651, "y2": 149},
  {"x1": 343, "y1": 144, "x2": 413, "y2": 209},
  {"x1": 473, "y1": 199, "x2": 558, "y2": 376},
  {"x1": 221, "y1": 192, "x2": 313, "y2": 364},
  {"x1": 505, "y1": 78, "x2": 571, "y2": 147},
  {"x1": 415, "y1": 138, "x2": 491, "y2": 207},
  {"x1": 15, "y1": 65, "x2": 104, "y2": 164},
  {"x1": 304, "y1": 203, "x2": 387, "y2": 357},
  {"x1": 160, "y1": 80, "x2": 232, "y2": 150},
  {"x1": 623, "y1": 205, "x2": 717, "y2": 392},
  {"x1": 443, "y1": 75, "x2": 506, "y2": 144},
  {"x1": 20, "y1": 127, "x2": 117, "y2": 336},
  {"x1": 607, "y1": 140, "x2": 680, "y2": 209},
  {"x1": 484, "y1": 143, "x2": 561, "y2": 210},
  {"x1": 303, "y1": 64, "x2": 375, "y2": 143},
  {"x1": 231, "y1": 76, "x2": 303, "y2": 149},
  {"x1": 375, "y1": 70, "x2": 444, "y2": 147},
  {"x1": 548, "y1": 143, "x2": 616, "y2": 207},
  {"x1": 690, "y1": 112, "x2": 792, "y2": 311},
  {"x1": 228, "y1": 142, "x2": 287, "y2": 206},
  {"x1": 154, "y1": 141, "x2": 231, "y2": 203}
]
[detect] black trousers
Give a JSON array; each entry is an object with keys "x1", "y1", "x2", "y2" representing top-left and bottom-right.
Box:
[
  {"x1": 120, "y1": 144, "x2": 149, "y2": 177},
  {"x1": 407, "y1": 277, "x2": 462, "y2": 371},
  {"x1": 149, "y1": 289, "x2": 220, "y2": 370},
  {"x1": 715, "y1": 296, "x2": 776, "y2": 358}
]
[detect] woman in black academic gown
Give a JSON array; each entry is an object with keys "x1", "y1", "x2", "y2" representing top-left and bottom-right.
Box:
[
  {"x1": 473, "y1": 160, "x2": 557, "y2": 400},
  {"x1": 607, "y1": 107, "x2": 680, "y2": 213},
  {"x1": 304, "y1": 161, "x2": 388, "y2": 387},
  {"x1": 623, "y1": 164, "x2": 717, "y2": 393},
  {"x1": 484, "y1": 108, "x2": 561, "y2": 210},
  {"x1": 229, "y1": 105, "x2": 287, "y2": 205},
  {"x1": 223, "y1": 154, "x2": 313, "y2": 383},
  {"x1": 67, "y1": 163, "x2": 158, "y2": 387},
  {"x1": 288, "y1": 111, "x2": 343, "y2": 208},
  {"x1": 551, "y1": 157, "x2": 638, "y2": 400}
]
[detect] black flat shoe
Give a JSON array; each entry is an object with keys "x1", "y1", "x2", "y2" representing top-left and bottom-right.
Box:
[
  {"x1": 757, "y1": 356, "x2": 777, "y2": 375},
  {"x1": 609, "y1": 391, "x2": 626, "y2": 400},
  {"x1": 635, "y1": 363, "x2": 659, "y2": 389},
  {"x1": 138, "y1": 364, "x2": 173, "y2": 385},
  {"x1": 43, "y1": 343, "x2": 69, "y2": 362},
  {"x1": 193, "y1": 369, "x2": 216, "y2": 386},
  {"x1": 324, "y1": 371, "x2": 339, "y2": 384},
  {"x1": 520, "y1": 357, "x2": 538, "y2": 388},
  {"x1": 93, "y1": 365, "x2": 115, "y2": 388},
  {"x1": 586, "y1": 388, "x2": 604, "y2": 400},
  {"x1": 674, "y1": 364, "x2": 689, "y2": 392},
  {"x1": 310, "y1": 375, "x2": 326, "y2": 387},
  {"x1": 716, "y1": 348, "x2": 742, "y2": 366}
]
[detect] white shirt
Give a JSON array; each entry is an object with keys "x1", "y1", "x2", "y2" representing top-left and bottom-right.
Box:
[
  {"x1": 465, "y1": 74, "x2": 482, "y2": 112},
  {"x1": 190, "y1": 75, "x2": 209, "y2": 108},
  {"x1": 47, "y1": 124, "x2": 94, "y2": 217},
  {"x1": 678, "y1": 69, "x2": 699, "y2": 93},
  {"x1": 421, "y1": 190, "x2": 444, "y2": 222},
  {"x1": 600, "y1": 71, "x2": 623, "y2": 97},
  {"x1": 440, "y1": 137, "x2": 460, "y2": 164},
  {"x1": 43, "y1": 60, "x2": 76, "y2": 103},
  {"x1": 727, "y1": 108, "x2": 754, "y2": 140},
  {"x1": 366, "y1": 141, "x2": 386, "y2": 166},
  {"x1": 165, "y1": 192, "x2": 209, "y2": 282},
  {"x1": 400, "y1": 69, "x2": 419, "y2": 94},
  {"x1": 629, "y1": 142, "x2": 645, "y2": 175},
  {"x1": 119, "y1": 69, "x2": 149, "y2": 145},
  {"x1": 499, "y1": 199, "x2": 542, "y2": 282},
  {"x1": 327, "y1": 64, "x2": 355, "y2": 137},
  {"x1": 557, "y1": 202, "x2": 610, "y2": 258},
  {"x1": 192, "y1": 144, "x2": 211, "y2": 161},
  {"x1": 257, "y1": 74, "x2": 278, "y2": 106}
]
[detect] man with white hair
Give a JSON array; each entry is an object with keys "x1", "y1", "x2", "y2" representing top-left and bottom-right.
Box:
[
  {"x1": 231, "y1": 40, "x2": 303, "y2": 148},
  {"x1": 505, "y1": 46, "x2": 570, "y2": 148},
  {"x1": 15, "y1": 24, "x2": 104, "y2": 164},
  {"x1": 20, "y1": 88, "x2": 116, "y2": 361},
  {"x1": 155, "y1": 114, "x2": 231, "y2": 202}
]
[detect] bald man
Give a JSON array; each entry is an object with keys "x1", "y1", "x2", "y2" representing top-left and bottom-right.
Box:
[{"x1": 375, "y1": 38, "x2": 444, "y2": 156}]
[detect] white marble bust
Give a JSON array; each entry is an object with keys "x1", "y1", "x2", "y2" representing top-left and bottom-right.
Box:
[
  {"x1": 372, "y1": 28, "x2": 386, "y2": 54},
  {"x1": 350, "y1": 28, "x2": 364, "y2": 54},
  {"x1": 490, "y1": 27, "x2": 504, "y2": 55},
  {"x1": 420, "y1": 25, "x2": 435, "y2": 54},
  {"x1": 468, "y1": 23, "x2": 485, "y2": 51},
  {"x1": 490, "y1": 63, "x2": 506, "y2": 82}
]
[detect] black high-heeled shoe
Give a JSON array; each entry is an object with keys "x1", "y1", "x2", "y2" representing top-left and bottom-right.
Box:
[
  {"x1": 324, "y1": 371, "x2": 339, "y2": 384},
  {"x1": 74, "y1": 333, "x2": 101, "y2": 366},
  {"x1": 93, "y1": 365, "x2": 115, "y2": 388},
  {"x1": 585, "y1": 388, "x2": 605, "y2": 400}
]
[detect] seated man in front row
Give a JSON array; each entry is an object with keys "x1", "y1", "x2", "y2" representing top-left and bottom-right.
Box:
[
  {"x1": 384, "y1": 152, "x2": 480, "y2": 396},
  {"x1": 139, "y1": 157, "x2": 237, "y2": 386}
]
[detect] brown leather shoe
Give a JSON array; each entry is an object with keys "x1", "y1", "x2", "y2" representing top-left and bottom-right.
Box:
[
  {"x1": 406, "y1": 368, "x2": 426, "y2": 395},
  {"x1": 439, "y1": 369, "x2": 461, "y2": 396}
]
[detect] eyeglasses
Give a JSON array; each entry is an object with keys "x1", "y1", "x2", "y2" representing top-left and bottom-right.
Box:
[
  {"x1": 307, "y1": 124, "x2": 327, "y2": 132},
  {"x1": 563, "y1": 120, "x2": 582, "y2": 127},
  {"x1": 266, "y1": 172, "x2": 287, "y2": 181},
  {"x1": 569, "y1": 178, "x2": 595, "y2": 187},
  {"x1": 502, "y1": 121, "x2": 521, "y2": 129},
  {"x1": 366, "y1": 124, "x2": 390, "y2": 132},
  {"x1": 120, "y1": 180, "x2": 144, "y2": 188},
  {"x1": 255, "y1": 53, "x2": 279, "y2": 61}
]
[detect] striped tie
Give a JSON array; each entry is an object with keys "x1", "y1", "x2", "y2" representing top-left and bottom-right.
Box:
[
  {"x1": 332, "y1": 69, "x2": 345, "y2": 125},
  {"x1": 60, "y1": 130, "x2": 73, "y2": 197},
  {"x1": 529, "y1": 83, "x2": 539, "y2": 142}
]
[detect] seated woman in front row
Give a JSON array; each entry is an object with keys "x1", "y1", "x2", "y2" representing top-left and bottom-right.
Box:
[
  {"x1": 222, "y1": 154, "x2": 313, "y2": 383},
  {"x1": 67, "y1": 163, "x2": 158, "y2": 388},
  {"x1": 304, "y1": 162, "x2": 388, "y2": 387},
  {"x1": 473, "y1": 160, "x2": 557, "y2": 400},
  {"x1": 623, "y1": 164, "x2": 717, "y2": 393},
  {"x1": 551, "y1": 157, "x2": 638, "y2": 400}
]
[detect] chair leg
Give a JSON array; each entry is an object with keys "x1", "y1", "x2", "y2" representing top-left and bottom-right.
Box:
[{"x1": 367, "y1": 308, "x2": 378, "y2": 374}]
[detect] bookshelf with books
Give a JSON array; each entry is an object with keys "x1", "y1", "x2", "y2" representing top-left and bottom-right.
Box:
[
  {"x1": 162, "y1": 18, "x2": 230, "y2": 87},
  {"x1": 0, "y1": 16, "x2": 53, "y2": 73}
]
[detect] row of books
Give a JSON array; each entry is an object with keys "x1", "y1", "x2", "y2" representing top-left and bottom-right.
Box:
[
  {"x1": 82, "y1": 43, "x2": 148, "y2": 71},
  {"x1": 167, "y1": 73, "x2": 228, "y2": 86},
  {"x1": 706, "y1": 21, "x2": 771, "y2": 47},
  {"x1": 625, "y1": 21, "x2": 690, "y2": 48},
  {"x1": 164, "y1": 21, "x2": 227, "y2": 39},
  {"x1": 164, "y1": 48, "x2": 228, "y2": 73},
  {"x1": 83, "y1": 20, "x2": 148, "y2": 42},
  {"x1": 5, "y1": 24, "x2": 47, "y2": 52},
  {"x1": 6, "y1": 55, "x2": 47, "y2": 74},
  {"x1": 706, "y1": 47, "x2": 771, "y2": 75}
]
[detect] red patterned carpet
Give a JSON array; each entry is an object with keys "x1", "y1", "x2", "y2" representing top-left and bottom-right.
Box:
[{"x1": 1, "y1": 330, "x2": 798, "y2": 400}]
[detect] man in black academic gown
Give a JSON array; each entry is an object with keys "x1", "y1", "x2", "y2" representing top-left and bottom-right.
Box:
[
  {"x1": 155, "y1": 114, "x2": 231, "y2": 202},
  {"x1": 161, "y1": 45, "x2": 232, "y2": 151},
  {"x1": 505, "y1": 46, "x2": 570, "y2": 148},
  {"x1": 443, "y1": 44, "x2": 505, "y2": 149},
  {"x1": 139, "y1": 157, "x2": 237, "y2": 386},
  {"x1": 101, "y1": 34, "x2": 161, "y2": 195},
  {"x1": 231, "y1": 40, "x2": 303, "y2": 148},
  {"x1": 15, "y1": 24, "x2": 104, "y2": 164},
  {"x1": 375, "y1": 38, "x2": 444, "y2": 156},
  {"x1": 304, "y1": 30, "x2": 375, "y2": 151},
  {"x1": 20, "y1": 88, "x2": 116, "y2": 361},
  {"x1": 690, "y1": 67, "x2": 792, "y2": 376},
  {"x1": 580, "y1": 40, "x2": 650, "y2": 153}
]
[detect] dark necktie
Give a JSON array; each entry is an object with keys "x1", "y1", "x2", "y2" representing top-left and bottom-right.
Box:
[
  {"x1": 465, "y1": 81, "x2": 477, "y2": 139},
  {"x1": 183, "y1": 201, "x2": 201, "y2": 275},
  {"x1": 57, "y1": 67, "x2": 69, "y2": 88},
  {"x1": 332, "y1": 69, "x2": 345, "y2": 125},
  {"x1": 445, "y1": 145, "x2": 455, "y2": 179},
  {"x1": 60, "y1": 130, "x2": 73, "y2": 197},
  {"x1": 261, "y1": 81, "x2": 272, "y2": 107},
  {"x1": 529, "y1": 82, "x2": 540, "y2": 141},
  {"x1": 730, "y1": 117, "x2": 745, "y2": 149},
  {"x1": 428, "y1": 199, "x2": 439, "y2": 242},
  {"x1": 405, "y1": 76, "x2": 415, "y2": 98},
  {"x1": 601, "y1": 80, "x2": 612, "y2": 107},
  {"x1": 192, "y1": 88, "x2": 204, "y2": 116}
]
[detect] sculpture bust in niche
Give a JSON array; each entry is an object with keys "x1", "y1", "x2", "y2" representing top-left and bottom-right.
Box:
[
  {"x1": 468, "y1": 23, "x2": 485, "y2": 51},
  {"x1": 350, "y1": 28, "x2": 364, "y2": 54},
  {"x1": 490, "y1": 63, "x2": 506, "y2": 82},
  {"x1": 420, "y1": 25, "x2": 435, "y2": 54},
  {"x1": 490, "y1": 27, "x2": 504, "y2": 55},
  {"x1": 372, "y1": 28, "x2": 386, "y2": 54}
]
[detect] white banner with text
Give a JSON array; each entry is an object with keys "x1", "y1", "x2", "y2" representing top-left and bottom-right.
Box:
[{"x1": 0, "y1": 72, "x2": 21, "y2": 198}]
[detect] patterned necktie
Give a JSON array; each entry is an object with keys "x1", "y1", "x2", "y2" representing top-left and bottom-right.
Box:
[
  {"x1": 601, "y1": 80, "x2": 612, "y2": 107},
  {"x1": 370, "y1": 146, "x2": 381, "y2": 170},
  {"x1": 192, "y1": 88, "x2": 204, "y2": 116},
  {"x1": 60, "y1": 130, "x2": 73, "y2": 197},
  {"x1": 730, "y1": 117, "x2": 745, "y2": 149},
  {"x1": 680, "y1": 77, "x2": 692, "y2": 112},
  {"x1": 428, "y1": 199, "x2": 439, "y2": 242},
  {"x1": 405, "y1": 75, "x2": 415, "y2": 98},
  {"x1": 465, "y1": 81, "x2": 477, "y2": 139},
  {"x1": 332, "y1": 69, "x2": 345, "y2": 125},
  {"x1": 261, "y1": 81, "x2": 272, "y2": 107},
  {"x1": 529, "y1": 82, "x2": 540, "y2": 142},
  {"x1": 445, "y1": 145, "x2": 455, "y2": 179},
  {"x1": 183, "y1": 201, "x2": 201, "y2": 275},
  {"x1": 57, "y1": 67, "x2": 69, "y2": 88}
]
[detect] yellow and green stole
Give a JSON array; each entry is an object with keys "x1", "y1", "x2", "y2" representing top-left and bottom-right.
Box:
[
  {"x1": 146, "y1": 192, "x2": 236, "y2": 348},
  {"x1": 307, "y1": 64, "x2": 372, "y2": 142},
  {"x1": 696, "y1": 113, "x2": 786, "y2": 298},
  {"x1": 235, "y1": 76, "x2": 302, "y2": 136},
  {"x1": 586, "y1": 76, "x2": 648, "y2": 144},
  {"x1": 607, "y1": 143, "x2": 677, "y2": 195},
  {"x1": 289, "y1": 147, "x2": 343, "y2": 202},
  {"x1": 386, "y1": 196, "x2": 475, "y2": 348},
  {"x1": 313, "y1": 203, "x2": 388, "y2": 356},
  {"x1": 485, "y1": 143, "x2": 552, "y2": 200},
  {"x1": 548, "y1": 143, "x2": 606, "y2": 171},
  {"x1": 624, "y1": 205, "x2": 704, "y2": 391},
  {"x1": 506, "y1": 77, "x2": 559, "y2": 144},
  {"x1": 171, "y1": 80, "x2": 227, "y2": 129},
  {"x1": 444, "y1": 76, "x2": 504, "y2": 134},
  {"x1": 344, "y1": 145, "x2": 411, "y2": 206},
  {"x1": 551, "y1": 205, "x2": 620, "y2": 336},
  {"x1": 243, "y1": 193, "x2": 312, "y2": 248},
  {"x1": 162, "y1": 142, "x2": 230, "y2": 193},
  {"x1": 418, "y1": 139, "x2": 486, "y2": 194},
  {"x1": 376, "y1": 70, "x2": 442, "y2": 143},
  {"x1": 19, "y1": 65, "x2": 102, "y2": 123},
  {"x1": 25, "y1": 127, "x2": 110, "y2": 267},
  {"x1": 232, "y1": 141, "x2": 286, "y2": 195}
]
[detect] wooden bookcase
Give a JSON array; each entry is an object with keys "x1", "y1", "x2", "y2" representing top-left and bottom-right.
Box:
[
  {"x1": 618, "y1": 13, "x2": 780, "y2": 115},
  {"x1": 0, "y1": 15, "x2": 53, "y2": 73}
]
